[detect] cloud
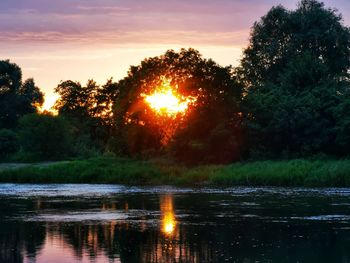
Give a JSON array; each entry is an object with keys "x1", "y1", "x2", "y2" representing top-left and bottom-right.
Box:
[
  {"x1": 0, "y1": 1, "x2": 284, "y2": 33},
  {"x1": 75, "y1": 5, "x2": 131, "y2": 13},
  {"x1": 2, "y1": 0, "x2": 348, "y2": 107},
  {"x1": 1, "y1": 0, "x2": 348, "y2": 47},
  {"x1": 0, "y1": 29, "x2": 249, "y2": 47}
]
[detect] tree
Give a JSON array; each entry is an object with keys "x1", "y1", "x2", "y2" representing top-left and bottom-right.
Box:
[
  {"x1": 92, "y1": 78, "x2": 119, "y2": 127},
  {"x1": 0, "y1": 129, "x2": 18, "y2": 158},
  {"x1": 54, "y1": 79, "x2": 120, "y2": 153},
  {"x1": 237, "y1": 0, "x2": 350, "y2": 157},
  {"x1": 0, "y1": 60, "x2": 43, "y2": 129},
  {"x1": 238, "y1": 0, "x2": 350, "y2": 89},
  {"x1": 54, "y1": 80, "x2": 97, "y2": 118},
  {"x1": 18, "y1": 114, "x2": 73, "y2": 160},
  {"x1": 115, "y1": 48, "x2": 243, "y2": 163}
]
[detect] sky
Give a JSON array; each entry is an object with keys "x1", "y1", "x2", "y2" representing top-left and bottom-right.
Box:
[{"x1": 1, "y1": 0, "x2": 350, "y2": 110}]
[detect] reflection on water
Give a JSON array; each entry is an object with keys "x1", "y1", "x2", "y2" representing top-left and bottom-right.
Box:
[
  {"x1": 2, "y1": 184, "x2": 350, "y2": 262},
  {"x1": 161, "y1": 194, "x2": 176, "y2": 236},
  {"x1": 0, "y1": 192, "x2": 188, "y2": 263}
]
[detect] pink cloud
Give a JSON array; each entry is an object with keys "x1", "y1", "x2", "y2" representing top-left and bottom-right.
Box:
[
  {"x1": 0, "y1": 29, "x2": 249, "y2": 46},
  {"x1": 1, "y1": 0, "x2": 349, "y2": 47}
]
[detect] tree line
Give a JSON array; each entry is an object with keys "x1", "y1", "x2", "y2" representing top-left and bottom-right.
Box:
[{"x1": 1, "y1": 0, "x2": 350, "y2": 164}]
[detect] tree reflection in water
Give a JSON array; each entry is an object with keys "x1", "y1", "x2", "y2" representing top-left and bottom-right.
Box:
[
  {"x1": 2, "y1": 190, "x2": 350, "y2": 263},
  {"x1": 0, "y1": 194, "x2": 211, "y2": 263}
]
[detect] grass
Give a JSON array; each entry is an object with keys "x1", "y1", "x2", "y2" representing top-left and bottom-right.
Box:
[
  {"x1": 210, "y1": 159, "x2": 350, "y2": 187},
  {"x1": 1, "y1": 157, "x2": 350, "y2": 187}
]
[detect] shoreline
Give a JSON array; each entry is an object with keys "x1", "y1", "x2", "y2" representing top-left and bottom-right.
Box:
[{"x1": 0, "y1": 157, "x2": 350, "y2": 187}]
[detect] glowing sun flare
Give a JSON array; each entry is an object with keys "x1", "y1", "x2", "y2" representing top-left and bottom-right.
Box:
[
  {"x1": 145, "y1": 88, "x2": 186, "y2": 114},
  {"x1": 144, "y1": 86, "x2": 195, "y2": 116},
  {"x1": 164, "y1": 220, "x2": 175, "y2": 234}
]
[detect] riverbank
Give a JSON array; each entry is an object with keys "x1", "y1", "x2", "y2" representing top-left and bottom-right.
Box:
[{"x1": 0, "y1": 157, "x2": 350, "y2": 187}]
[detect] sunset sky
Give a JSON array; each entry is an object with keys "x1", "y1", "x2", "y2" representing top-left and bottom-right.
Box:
[{"x1": 1, "y1": 0, "x2": 350, "y2": 109}]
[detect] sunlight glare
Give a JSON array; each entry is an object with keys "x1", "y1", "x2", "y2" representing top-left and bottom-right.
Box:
[
  {"x1": 39, "y1": 94, "x2": 59, "y2": 115},
  {"x1": 144, "y1": 78, "x2": 195, "y2": 117},
  {"x1": 164, "y1": 220, "x2": 175, "y2": 234},
  {"x1": 161, "y1": 194, "x2": 176, "y2": 236}
]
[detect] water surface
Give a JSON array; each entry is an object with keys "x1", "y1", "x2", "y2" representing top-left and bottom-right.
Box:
[{"x1": 1, "y1": 184, "x2": 350, "y2": 262}]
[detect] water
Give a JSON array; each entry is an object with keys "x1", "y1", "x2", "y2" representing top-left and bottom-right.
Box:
[{"x1": 1, "y1": 184, "x2": 350, "y2": 262}]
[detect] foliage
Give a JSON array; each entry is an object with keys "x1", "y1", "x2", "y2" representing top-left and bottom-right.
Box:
[
  {"x1": 0, "y1": 157, "x2": 164, "y2": 184},
  {"x1": 17, "y1": 114, "x2": 73, "y2": 160},
  {"x1": 0, "y1": 129, "x2": 18, "y2": 158},
  {"x1": 210, "y1": 159, "x2": 350, "y2": 187},
  {"x1": 54, "y1": 79, "x2": 119, "y2": 152},
  {"x1": 0, "y1": 60, "x2": 43, "y2": 129},
  {"x1": 2, "y1": 157, "x2": 350, "y2": 187},
  {"x1": 238, "y1": 0, "x2": 350, "y2": 88},
  {"x1": 115, "y1": 48, "x2": 243, "y2": 164},
  {"x1": 238, "y1": 0, "x2": 350, "y2": 157},
  {"x1": 3, "y1": 0, "x2": 350, "y2": 166}
]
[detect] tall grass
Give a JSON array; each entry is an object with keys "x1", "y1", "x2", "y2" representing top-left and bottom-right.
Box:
[
  {"x1": 209, "y1": 159, "x2": 350, "y2": 187},
  {"x1": 1, "y1": 157, "x2": 350, "y2": 187},
  {"x1": 0, "y1": 157, "x2": 164, "y2": 185}
]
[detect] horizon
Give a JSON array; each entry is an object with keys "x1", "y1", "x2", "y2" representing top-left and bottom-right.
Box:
[{"x1": 2, "y1": 0, "x2": 350, "y2": 110}]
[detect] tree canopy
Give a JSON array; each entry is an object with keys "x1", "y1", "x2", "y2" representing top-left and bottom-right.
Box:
[
  {"x1": 2, "y1": 0, "x2": 350, "y2": 164},
  {"x1": 0, "y1": 60, "x2": 43, "y2": 129},
  {"x1": 238, "y1": 0, "x2": 350, "y2": 89},
  {"x1": 238, "y1": 0, "x2": 350, "y2": 158},
  {"x1": 54, "y1": 79, "x2": 119, "y2": 154},
  {"x1": 18, "y1": 114, "x2": 73, "y2": 160},
  {"x1": 114, "y1": 48, "x2": 243, "y2": 163},
  {"x1": 0, "y1": 129, "x2": 18, "y2": 158}
]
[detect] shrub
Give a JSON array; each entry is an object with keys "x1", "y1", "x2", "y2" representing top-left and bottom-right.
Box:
[
  {"x1": 18, "y1": 113, "x2": 73, "y2": 160},
  {"x1": 0, "y1": 129, "x2": 18, "y2": 158}
]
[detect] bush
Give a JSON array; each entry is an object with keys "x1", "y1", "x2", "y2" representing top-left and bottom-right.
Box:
[
  {"x1": 18, "y1": 113, "x2": 73, "y2": 160},
  {"x1": 0, "y1": 129, "x2": 18, "y2": 158}
]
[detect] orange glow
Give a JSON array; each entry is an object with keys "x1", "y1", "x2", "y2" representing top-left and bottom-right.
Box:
[
  {"x1": 160, "y1": 194, "x2": 176, "y2": 236},
  {"x1": 143, "y1": 78, "x2": 195, "y2": 117},
  {"x1": 164, "y1": 215, "x2": 175, "y2": 234},
  {"x1": 39, "y1": 94, "x2": 59, "y2": 115}
]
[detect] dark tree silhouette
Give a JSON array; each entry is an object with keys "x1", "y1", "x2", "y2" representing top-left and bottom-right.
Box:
[
  {"x1": 54, "y1": 79, "x2": 119, "y2": 154},
  {"x1": 237, "y1": 0, "x2": 350, "y2": 158},
  {"x1": 0, "y1": 60, "x2": 43, "y2": 129},
  {"x1": 115, "y1": 48, "x2": 243, "y2": 164},
  {"x1": 18, "y1": 113, "x2": 73, "y2": 160},
  {"x1": 0, "y1": 129, "x2": 18, "y2": 158}
]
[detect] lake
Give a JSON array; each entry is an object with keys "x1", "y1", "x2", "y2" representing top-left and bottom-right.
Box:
[{"x1": 1, "y1": 184, "x2": 350, "y2": 262}]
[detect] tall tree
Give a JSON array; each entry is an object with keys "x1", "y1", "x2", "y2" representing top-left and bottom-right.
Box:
[
  {"x1": 54, "y1": 79, "x2": 119, "y2": 153},
  {"x1": 238, "y1": 0, "x2": 350, "y2": 89},
  {"x1": 115, "y1": 48, "x2": 243, "y2": 163},
  {"x1": 0, "y1": 60, "x2": 43, "y2": 129},
  {"x1": 54, "y1": 80, "x2": 97, "y2": 119},
  {"x1": 237, "y1": 0, "x2": 350, "y2": 157}
]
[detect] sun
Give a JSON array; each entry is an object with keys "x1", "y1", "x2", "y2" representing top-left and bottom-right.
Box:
[
  {"x1": 145, "y1": 88, "x2": 188, "y2": 115},
  {"x1": 143, "y1": 78, "x2": 195, "y2": 117}
]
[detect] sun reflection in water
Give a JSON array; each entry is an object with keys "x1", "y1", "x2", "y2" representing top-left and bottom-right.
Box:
[{"x1": 160, "y1": 194, "x2": 176, "y2": 236}]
